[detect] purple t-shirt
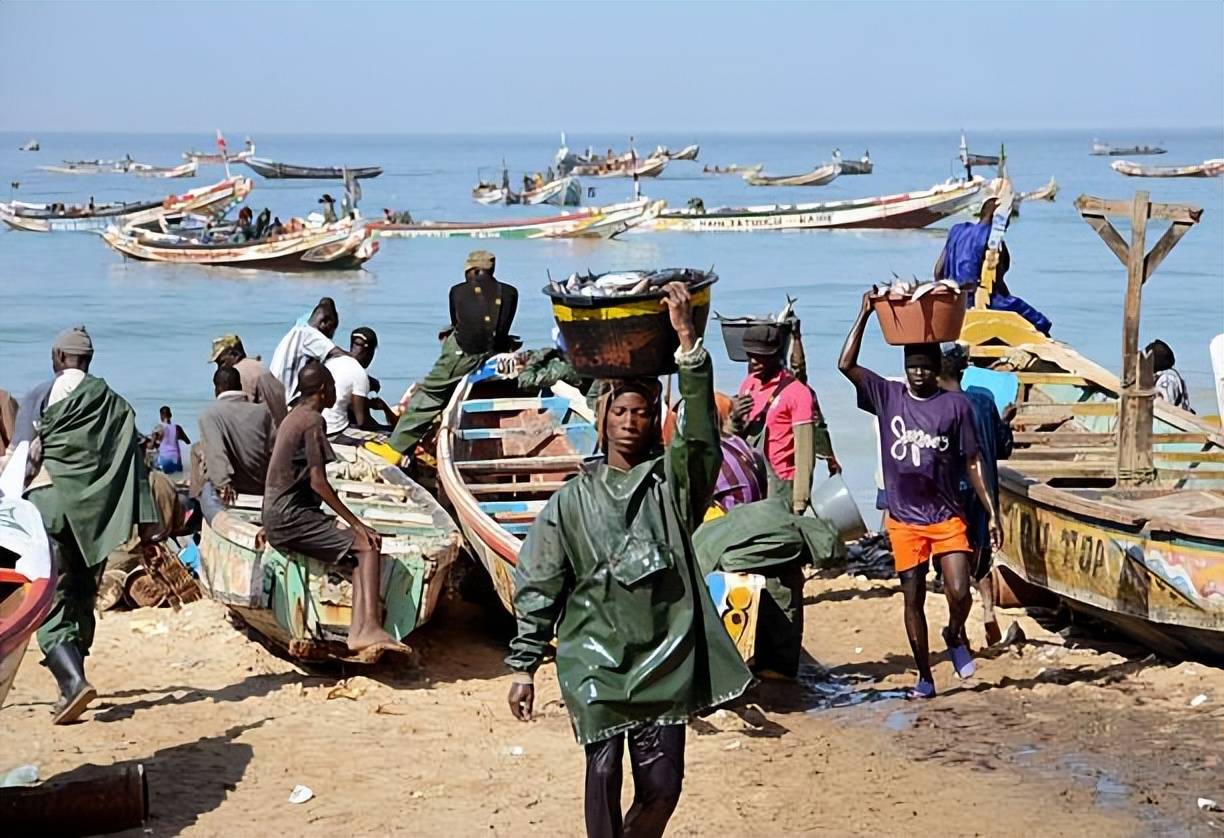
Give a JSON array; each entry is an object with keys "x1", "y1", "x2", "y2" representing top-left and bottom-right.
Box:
[{"x1": 855, "y1": 370, "x2": 979, "y2": 526}]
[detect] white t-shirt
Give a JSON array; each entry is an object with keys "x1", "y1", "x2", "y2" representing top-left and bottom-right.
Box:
[
  {"x1": 270, "y1": 324, "x2": 336, "y2": 399},
  {"x1": 322, "y1": 355, "x2": 369, "y2": 435}
]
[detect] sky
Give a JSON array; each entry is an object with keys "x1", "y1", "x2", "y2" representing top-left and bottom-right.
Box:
[{"x1": 1, "y1": 1, "x2": 1221, "y2": 134}]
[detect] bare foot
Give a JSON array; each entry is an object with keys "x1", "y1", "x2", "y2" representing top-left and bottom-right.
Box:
[{"x1": 347, "y1": 625, "x2": 400, "y2": 653}]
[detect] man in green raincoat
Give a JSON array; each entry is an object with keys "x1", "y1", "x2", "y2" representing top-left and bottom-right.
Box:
[
  {"x1": 24, "y1": 326, "x2": 156, "y2": 724},
  {"x1": 506, "y1": 284, "x2": 752, "y2": 838}
]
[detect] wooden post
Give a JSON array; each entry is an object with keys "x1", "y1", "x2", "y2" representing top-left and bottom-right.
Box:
[{"x1": 1073, "y1": 192, "x2": 1202, "y2": 486}]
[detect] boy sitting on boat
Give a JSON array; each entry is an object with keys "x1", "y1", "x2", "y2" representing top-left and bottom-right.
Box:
[{"x1": 262, "y1": 361, "x2": 400, "y2": 656}]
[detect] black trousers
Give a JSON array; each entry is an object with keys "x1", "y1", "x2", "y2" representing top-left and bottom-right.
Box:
[{"x1": 584, "y1": 723, "x2": 686, "y2": 838}]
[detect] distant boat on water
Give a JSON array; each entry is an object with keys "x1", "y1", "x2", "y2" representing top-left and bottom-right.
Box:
[
  {"x1": 1090, "y1": 140, "x2": 1167, "y2": 156},
  {"x1": 18, "y1": 139, "x2": 39, "y2": 152},
  {"x1": 1111, "y1": 158, "x2": 1224, "y2": 178},
  {"x1": 243, "y1": 157, "x2": 383, "y2": 180}
]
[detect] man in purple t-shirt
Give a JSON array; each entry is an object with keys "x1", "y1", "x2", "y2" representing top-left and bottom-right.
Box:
[{"x1": 839, "y1": 291, "x2": 1002, "y2": 699}]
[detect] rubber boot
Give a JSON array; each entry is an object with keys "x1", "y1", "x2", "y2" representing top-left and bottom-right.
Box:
[{"x1": 43, "y1": 643, "x2": 97, "y2": 725}]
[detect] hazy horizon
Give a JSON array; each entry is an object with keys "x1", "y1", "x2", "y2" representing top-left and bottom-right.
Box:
[{"x1": 2, "y1": 1, "x2": 1220, "y2": 135}]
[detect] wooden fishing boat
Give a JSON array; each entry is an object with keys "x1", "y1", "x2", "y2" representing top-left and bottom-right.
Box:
[
  {"x1": 657, "y1": 143, "x2": 700, "y2": 161},
  {"x1": 522, "y1": 175, "x2": 581, "y2": 207},
  {"x1": 197, "y1": 454, "x2": 462, "y2": 662},
  {"x1": 569, "y1": 153, "x2": 668, "y2": 179},
  {"x1": 1111, "y1": 159, "x2": 1224, "y2": 178},
  {"x1": 647, "y1": 177, "x2": 986, "y2": 233},
  {"x1": 703, "y1": 164, "x2": 756, "y2": 175},
  {"x1": 38, "y1": 158, "x2": 198, "y2": 178},
  {"x1": 1090, "y1": 141, "x2": 1167, "y2": 156},
  {"x1": 184, "y1": 139, "x2": 255, "y2": 164},
  {"x1": 0, "y1": 176, "x2": 253, "y2": 233},
  {"x1": 1018, "y1": 176, "x2": 1059, "y2": 203},
  {"x1": 834, "y1": 150, "x2": 873, "y2": 175},
  {"x1": 0, "y1": 445, "x2": 55, "y2": 708},
  {"x1": 961, "y1": 192, "x2": 1223, "y2": 663},
  {"x1": 243, "y1": 157, "x2": 383, "y2": 180},
  {"x1": 744, "y1": 162, "x2": 840, "y2": 187},
  {"x1": 436, "y1": 368, "x2": 765, "y2": 660},
  {"x1": 368, "y1": 198, "x2": 663, "y2": 240},
  {"x1": 18, "y1": 139, "x2": 39, "y2": 152},
  {"x1": 101, "y1": 217, "x2": 379, "y2": 271},
  {"x1": 128, "y1": 160, "x2": 198, "y2": 179}
]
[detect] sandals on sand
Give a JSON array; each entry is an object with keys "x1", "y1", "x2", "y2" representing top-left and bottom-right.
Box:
[{"x1": 906, "y1": 678, "x2": 936, "y2": 700}]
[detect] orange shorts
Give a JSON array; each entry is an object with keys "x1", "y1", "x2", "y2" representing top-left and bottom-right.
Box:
[{"x1": 884, "y1": 515, "x2": 971, "y2": 574}]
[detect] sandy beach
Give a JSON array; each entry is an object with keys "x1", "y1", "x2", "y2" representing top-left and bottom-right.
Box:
[{"x1": 4, "y1": 565, "x2": 1222, "y2": 837}]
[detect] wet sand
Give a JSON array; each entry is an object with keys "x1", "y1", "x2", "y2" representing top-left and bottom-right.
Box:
[{"x1": 3, "y1": 567, "x2": 1223, "y2": 837}]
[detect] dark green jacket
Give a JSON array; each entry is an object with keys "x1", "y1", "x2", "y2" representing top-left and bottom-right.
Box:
[
  {"x1": 36, "y1": 375, "x2": 156, "y2": 566},
  {"x1": 507, "y1": 350, "x2": 753, "y2": 745}
]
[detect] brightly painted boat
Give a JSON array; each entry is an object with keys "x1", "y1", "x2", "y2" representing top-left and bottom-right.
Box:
[
  {"x1": 0, "y1": 444, "x2": 55, "y2": 708},
  {"x1": 196, "y1": 451, "x2": 462, "y2": 662},
  {"x1": 568, "y1": 153, "x2": 669, "y2": 179},
  {"x1": 1111, "y1": 159, "x2": 1224, "y2": 178},
  {"x1": 101, "y1": 217, "x2": 379, "y2": 270},
  {"x1": 0, "y1": 176, "x2": 253, "y2": 233},
  {"x1": 184, "y1": 139, "x2": 256, "y2": 164},
  {"x1": 435, "y1": 365, "x2": 764, "y2": 660},
  {"x1": 1090, "y1": 141, "x2": 1167, "y2": 156},
  {"x1": 368, "y1": 198, "x2": 664, "y2": 240},
  {"x1": 39, "y1": 158, "x2": 197, "y2": 177},
  {"x1": 244, "y1": 157, "x2": 382, "y2": 180},
  {"x1": 646, "y1": 177, "x2": 985, "y2": 233},
  {"x1": 744, "y1": 162, "x2": 840, "y2": 187},
  {"x1": 961, "y1": 310, "x2": 1224, "y2": 663},
  {"x1": 128, "y1": 159, "x2": 198, "y2": 179}
]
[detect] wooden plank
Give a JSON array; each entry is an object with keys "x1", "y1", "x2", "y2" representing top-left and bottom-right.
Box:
[
  {"x1": 457, "y1": 455, "x2": 584, "y2": 474},
  {"x1": 491, "y1": 511, "x2": 539, "y2": 525},
  {"x1": 332, "y1": 479, "x2": 410, "y2": 498},
  {"x1": 1078, "y1": 212, "x2": 1130, "y2": 266},
  {"x1": 479, "y1": 500, "x2": 549, "y2": 513},
  {"x1": 1075, "y1": 194, "x2": 1202, "y2": 224},
  {"x1": 1143, "y1": 220, "x2": 1194, "y2": 282},
  {"x1": 1011, "y1": 446, "x2": 1114, "y2": 457},
  {"x1": 1151, "y1": 450, "x2": 1224, "y2": 464},
  {"x1": 1016, "y1": 402, "x2": 1118, "y2": 417},
  {"x1": 465, "y1": 480, "x2": 570, "y2": 496},
  {"x1": 1013, "y1": 372, "x2": 1095, "y2": 387},
  {"x1": 1013, "y1": 432, "x2": 1210, "y2": 445},
  {"x1": 462, "y1": 396, "x2": 568, "y2": 414}
]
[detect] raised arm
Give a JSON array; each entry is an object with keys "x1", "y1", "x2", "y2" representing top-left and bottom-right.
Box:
[
  {"x1": 838, "y1": 291, "x2": 874, "y2": 388},
  {"x1": 662, "y1": 283, "x2": 721, "y2": 528}
]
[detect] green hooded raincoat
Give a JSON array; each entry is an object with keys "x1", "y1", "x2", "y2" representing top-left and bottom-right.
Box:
[{"x1": 506, "y1": 350, "x2": 753, "y2": 745}]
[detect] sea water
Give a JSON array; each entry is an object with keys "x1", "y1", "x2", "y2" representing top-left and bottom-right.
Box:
[{"x1": 1, "y1": 130, "x2": 1221, "y2": 509}]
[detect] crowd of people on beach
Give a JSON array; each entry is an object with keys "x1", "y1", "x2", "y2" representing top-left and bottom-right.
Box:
[{"x1": 0, "y1": 208, "x2": 1216, "y2": 835}]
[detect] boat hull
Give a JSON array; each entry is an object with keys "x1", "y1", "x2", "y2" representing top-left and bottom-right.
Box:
[
  {"x1": 649, "y1": 178, "x2": 984, "y2": 233},
  {"x1": 244, "y1": 157, "x2": 382, "y2": 179},
  {"x1": 369, "y1": 199, "x2": 662, "y2": 240},
  {"x1": 998, "y1": 482, "x2": 1224, "y2": 662},
  {"x1": 195, "y1": 461, "x2": 461, "y2": 661},
  {"x1": 1, "y1": 176, "x2": 252, "y2": 233},
  {"x1": 744, "y1": 163, "x2": 839, "y2": 187},
  {"x1": 1111, "y1": 159, "x2": 1224, "y2": 178},
  {"x1": 102, "y1": 222, "x2": 378, "y2": 270}
]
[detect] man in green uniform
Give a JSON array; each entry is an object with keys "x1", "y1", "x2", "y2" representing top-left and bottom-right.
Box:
[
  {"x1": 369, "y1": 250, "x2": 518, "y2": 465},
  {"x1": 25, "y1": 326, "x2": 156, "y2": 724},
  {"x1": 506, "y1": 284, "x2": 752, "y2": 838}
]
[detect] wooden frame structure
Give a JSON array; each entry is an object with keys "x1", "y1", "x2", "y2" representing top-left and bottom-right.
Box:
[{"x1": 1073, "y1": 191, "x2": 1202, "y2": 484}]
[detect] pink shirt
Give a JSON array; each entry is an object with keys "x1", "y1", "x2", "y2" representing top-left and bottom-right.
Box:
[{"x1": 738, "y1": 371, "x2": 814, "y2": 480}]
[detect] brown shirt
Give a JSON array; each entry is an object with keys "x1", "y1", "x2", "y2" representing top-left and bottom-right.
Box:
[{"x1": 262, "y1": 405, "x2": 334, "y2": 532}]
